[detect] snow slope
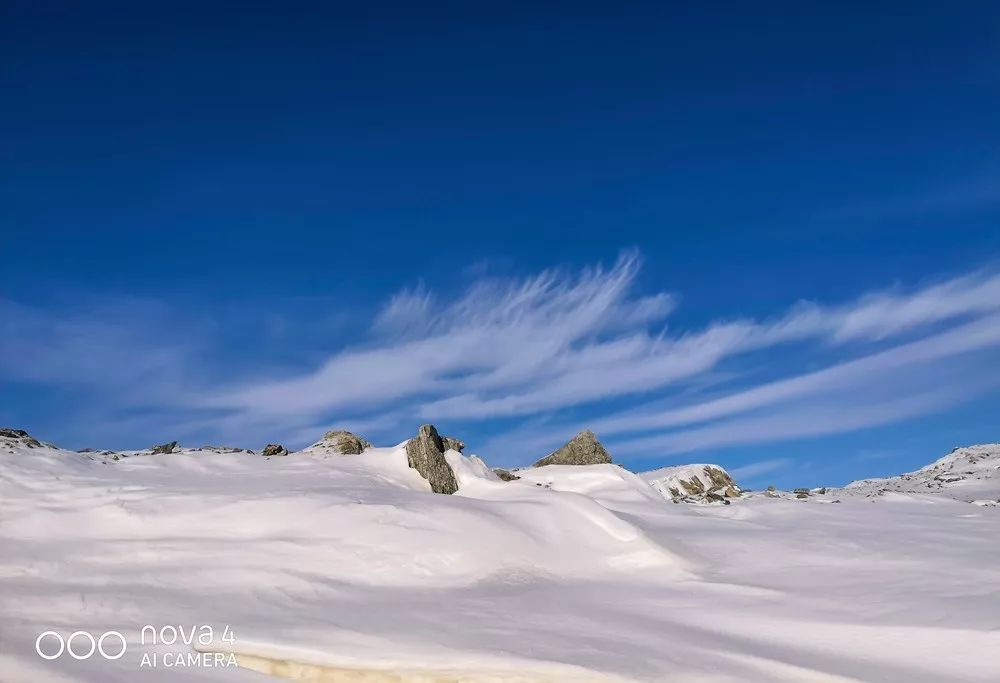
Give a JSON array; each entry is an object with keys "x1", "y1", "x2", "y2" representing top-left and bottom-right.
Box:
[
  {"x1": 841, "y1": 443, "x2": 1000, "y2": 503},
  {"x1": 1, "y1": 434, "x2": 999, "y2": 682}
]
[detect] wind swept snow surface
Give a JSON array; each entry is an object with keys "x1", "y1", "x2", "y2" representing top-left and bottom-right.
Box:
[{"x1": 1, "y1": 439, "x2": 999, "y2": 682}]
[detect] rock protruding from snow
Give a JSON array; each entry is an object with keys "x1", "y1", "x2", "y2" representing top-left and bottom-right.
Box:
[
  {"x1": 641, "y1": 464, "x2": 742, "y2": 504},
  {"x1": 442, "y1": 436, "x2": 465, "y2": 453},
  {"x1": 533, "y1": 430, "x2": 612, "y2": 468},
  {"x1": 493, "y1": 468, "x2": 521, "y2": 481},
  {"x1": 261, "y1": 444, "x2": 289, "y2": 457},
  {"x1": 0, "y1": 428, "x2": 42, "y2": 448},
  {"x1": 320, "y1": 430, "x2": 373, "y2": 455},
  {"x1": 405, "y1": 424, "x2": 459, "y2": 494},
  {"x1": 150, "y1": 441, "x2": 178, "y2": 454}
]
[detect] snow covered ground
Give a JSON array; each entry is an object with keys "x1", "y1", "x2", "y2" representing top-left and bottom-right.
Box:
[{"x1": 1, "y1": 433, "x2": 999, "y2": 682}]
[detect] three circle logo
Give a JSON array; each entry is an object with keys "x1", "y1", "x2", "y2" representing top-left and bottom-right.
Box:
[{"x1": 35, "y1": 631, "x2": 127, "y2": 660}]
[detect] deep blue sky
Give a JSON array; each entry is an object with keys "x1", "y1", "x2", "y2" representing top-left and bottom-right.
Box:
[{"x1": 2, "y1": 2, "x2": 999, "y2": 488}]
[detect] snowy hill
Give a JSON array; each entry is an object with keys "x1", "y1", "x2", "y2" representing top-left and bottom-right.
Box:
[
  {"x1": 840, "y1": 443, "x2": 1000, "y2": 504},
  {"x1": 1, "y1": 429, "x2": 1000, "y2": 682}
]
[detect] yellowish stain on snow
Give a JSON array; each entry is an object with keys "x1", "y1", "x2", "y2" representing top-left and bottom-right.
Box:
[{"x1": 230, "y1": 651, "x2": 622, "y2": 683}]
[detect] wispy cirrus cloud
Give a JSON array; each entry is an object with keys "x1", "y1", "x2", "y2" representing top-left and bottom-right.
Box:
[{"x1": 3, "y1": 252, "x2": 1000, "y2": 460}]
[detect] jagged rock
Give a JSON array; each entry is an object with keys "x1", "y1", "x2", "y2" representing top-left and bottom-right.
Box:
[
  {"x1": 321, "y1": 430, "x2": 372, "y2": 455},
  {"x1": 704, "y1": 466, "x2": 738, "y2": 490},
  {"x1": 679, "y1": 476, "x2": 706, "y2": 495},
  {"x1": 150, "y1": 441, "x2": 178, "y2": 454},
  {"x1": 493, "y1": 468, "x2": 520, "y2": 481},
  {"x1": 641, "y1": 464, "x2": 744, "y2": 504},
  {"x1": 261, "y1": 444, "x2": 289, "y2": 457},
  {"x1": 442, "y1": 436, "x2": 465, "y2": 453},
  {"x1": 0, "y1": 428, "x2": 42, "y2": 448},
  {"x1": 405, "y1": 424, "x2": 459, "y2": 494},
  {"x1": 533, "y1": 430, "x2": 612, "y2": 467}
]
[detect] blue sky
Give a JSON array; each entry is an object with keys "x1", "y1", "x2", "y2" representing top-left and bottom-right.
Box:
[{"x1": 2, "y1": 2, "x2": 999, "y2": 488}]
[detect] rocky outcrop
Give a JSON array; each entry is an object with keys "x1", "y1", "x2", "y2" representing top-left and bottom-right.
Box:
[
  {"x1": 532, "y1": 430, "x2": 612, "y2": 467},
  {"x1": 442, "y1": 436, "x2": 465, "y2": 453},
  {"x1": 0, "y1": 428, "x2": 42, "y2": 448},
  {"x1": 405, "y1": 424, "x2": 459, "y2": 494},
  {"x1": 150, "y1": 441, "x2": 178, "y2": 454},
  {"x1": 320, "y1": 430, "x2": 372, "y2": 455},
  {"x1": 493, "y1": 468, "x2": 521, "y2": 481},
  {"x1": 641, "y1": 464, "x2": 743, "y2": 505},
  {"x1": 261, "y1": 444, "x2": 289, "y2": 457}
]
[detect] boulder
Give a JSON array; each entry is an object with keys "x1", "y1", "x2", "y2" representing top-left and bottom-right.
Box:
[
  {"x1": 405, "y1": 424, "x2": 459, "y2": 494},
  {"x1": 493, "y1": 468, "x2": 521, "y2": 481},
  {"x1": 151, "y1": 441, "x2": 178, "y2": 454},
  {"x1": 321, "y1": 430, "x2": 372, "y2": 455},
  {"x1": 532, "y1": 430, "x2": 612, "y2": 467},
  {"x1": 261, "y1": 443, "x2": 289, "y2": 457}
]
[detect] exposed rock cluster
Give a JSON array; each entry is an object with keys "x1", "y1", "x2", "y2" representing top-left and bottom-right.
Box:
[
  {"x1": 261, "y1": 444, "x2": 289, "y2": 457},
  {"x1": 0, "y1": 428, "x2": 42, "y2": 448},
  {"x1": 320, "y1": 430, "x2": 373, "y2": 455},
  {"x1": 533, "y1": 430, "x2": 612, "y2": 467},
  {"x1": 642, "y1": 464, "x2": 742, "y2": 505}
]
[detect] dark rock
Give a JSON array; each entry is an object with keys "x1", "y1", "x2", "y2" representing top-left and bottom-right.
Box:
[
  {"x1": 405, "y1": 424, "x2": 459, "y2": 494},
  {"x1": 321, "y1": 430, "x2": 372, "y2": 455},
  {"x1": 150, "y1": 441, "x2": 178, "y2": 454},
  {"x1": 532, "y1": 430, "x2": 612, "y2": 467},
  {"x1": 261, "y1": 444, "x2": 289, "y2": 457},
  {"x1": 0, "y1": 428, "x2": 42, "y2": 448},
  {"x1": 442, "y1": 436, "x2": 465, "y2": 453},
  {"x1": 493, "y1": 468, "x2": 520, "y2": 481}
]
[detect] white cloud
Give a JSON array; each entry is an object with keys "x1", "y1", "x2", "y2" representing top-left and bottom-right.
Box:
[
  {"x1": 4, "y1": 254, "x2": 1000, "y2": 459},
  {"x1": 730, "y1": 458, "x2": 793, "y2": 480},
  {"x1": 203, "y1": 261, "x2": 1000, "y2": 430}
]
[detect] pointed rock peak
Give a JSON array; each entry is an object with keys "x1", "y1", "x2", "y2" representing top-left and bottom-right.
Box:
[
  {"x1": 320, "y1": 430, "x2": 373, "y2": 455},
  {"x1": 405, "y1": 424, "x2": 459, "y2": 494},
  {"x1": 533, "y1": 429, "x2": 612, "y2": 467}
]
